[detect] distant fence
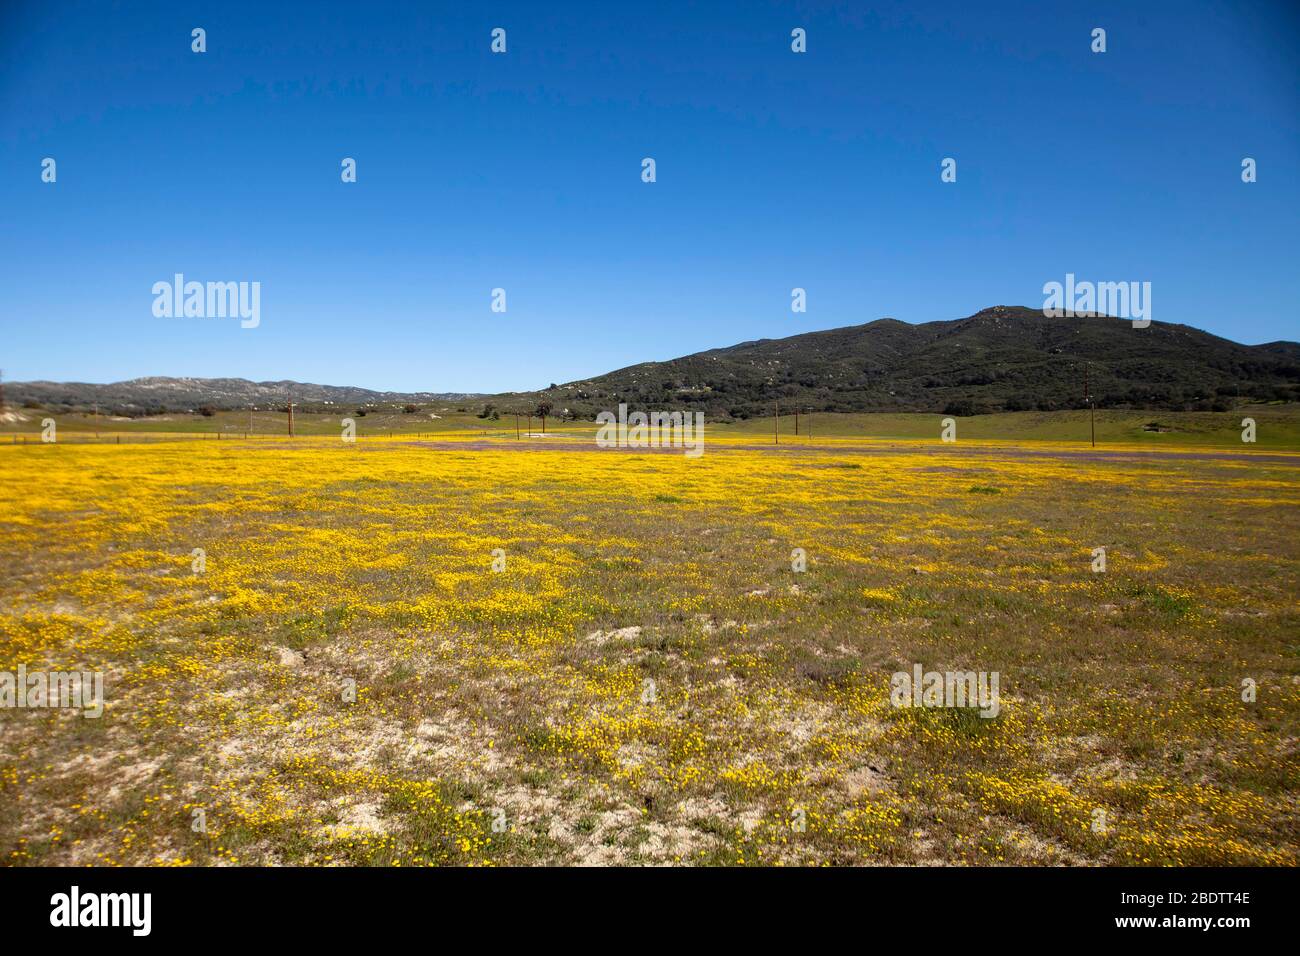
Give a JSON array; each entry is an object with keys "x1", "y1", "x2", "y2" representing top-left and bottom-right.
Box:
[
  {"x1": 0, "y1": 430, "x2": 519, "y2": 446},
  {"x1": 3, "y1": 431, "x2": 284, "y2": 445}
]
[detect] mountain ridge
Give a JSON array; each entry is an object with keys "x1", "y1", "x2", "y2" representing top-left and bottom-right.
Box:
[
  {"x1": 3, "y1": 377, "x2": 483, "y2": 415},
  {"x1": 543, "y1": 306, "x2": 1299, "y2": 418},
  {"x1": 7, "y1": 306, "x2": 1298, "y2": 417}
]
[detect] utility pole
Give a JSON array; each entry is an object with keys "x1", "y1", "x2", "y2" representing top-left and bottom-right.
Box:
[
  {"x1": 0, "y1": 369, "x2": 6, "y2": 413},
  {"x1": 774, "y1": 398, "x2": 779, "y2": 445},
  {"x1": 794, "y1": 407, "x2": 799, "y2": 436},
  {"x1": 515, "y1": 412, "x2": 520, "y2": 440},
  {"x1": 287, "y1": 396, "x2": 295, "y2": 437},
  {"x1": 807, "y1": 408, "x2": 812, "y2": 441},
  {"x1": 1085, "y1": 362, "x2": 1095, "y2": 448}
]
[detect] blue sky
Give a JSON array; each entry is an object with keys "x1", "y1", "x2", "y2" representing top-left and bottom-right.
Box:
[{"x1": 1, "y1": 0, "x2": 1297, "y2": 392}]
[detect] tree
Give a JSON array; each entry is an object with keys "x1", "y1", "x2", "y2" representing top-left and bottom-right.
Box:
[
  {"x1": 535, "y1": 400, "x2": 553, "y2": 433},
  {"x1": 403, "y1": 403, "x2": 419, "y2": 414}
]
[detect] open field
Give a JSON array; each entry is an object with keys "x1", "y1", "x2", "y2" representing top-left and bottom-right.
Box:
[
  {"x1": 1, "y1": 434, "x2": 1297, "y2": 866},
  {"x1": 4, "y1": 404, "x2": 1300, "y2": 450}
]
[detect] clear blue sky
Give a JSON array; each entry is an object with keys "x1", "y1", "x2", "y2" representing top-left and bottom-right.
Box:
[{"x1": 2, "y1": 0, "x2": 1297, "y2": 392}]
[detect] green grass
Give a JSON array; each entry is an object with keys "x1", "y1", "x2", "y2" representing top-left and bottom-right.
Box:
[
  {"x1": 6, "y1": 404, "x2": 1297, "y2": 449},
  {"x1": 712, "y1": 405, "x2": 1300, "y2": 448}
]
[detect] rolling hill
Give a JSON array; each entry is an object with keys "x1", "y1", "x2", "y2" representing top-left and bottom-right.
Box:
[
  {"x1": 7, "y1": 306, "x2": 1297, "y2": 418},
  {"x1": 2, "y1": 377, "x2": 483, "y2": 417},
  {"x1": 536, "y1": 306, "x2": 1300, "y2": 418}
]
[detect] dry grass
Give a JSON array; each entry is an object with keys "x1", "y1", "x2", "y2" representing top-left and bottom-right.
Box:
[{"x1": 1, "y1": 436, "x2": 1296, "y2": 866}]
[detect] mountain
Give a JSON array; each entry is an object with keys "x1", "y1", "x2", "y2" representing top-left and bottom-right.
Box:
[
  {"x1": 3, "y1": 377, "x2": 482, "y2": 415},
  {"x1": 539, "y1": 306, "x2": 1300, "y2": 417},
  {"x1": 8, "y1": 307, "x2": 1298, "y2": 418}
]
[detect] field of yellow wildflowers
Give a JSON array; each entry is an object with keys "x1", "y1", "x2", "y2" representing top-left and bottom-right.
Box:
[{"x1": 1, "y1": 436, "x2": 1296, "y2": 866}]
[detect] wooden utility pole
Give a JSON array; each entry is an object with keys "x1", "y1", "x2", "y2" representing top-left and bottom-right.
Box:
[
  {"x1": 794, "y1": 407, "x2": 799, "y2": 436},
  {"x1": 774, "y1": 399, "x2": 779, "y2": 445},
  {"x1": 287, "y1": 397, "x2": 295, "y2": 437},
  {"x1": 1085, "y1": 362, "x2": 1095, "y2": 448},
  {"x1": 807, "y1": 408, "x2": 812, "y2": 441},
  {"x1": 515, "y1": 412, "x2": 520, "y2": 440}
]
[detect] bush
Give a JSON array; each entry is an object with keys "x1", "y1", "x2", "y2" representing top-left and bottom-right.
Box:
[{"x1": 943, "y1": 399, "x2": 992, "y2": 417}]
